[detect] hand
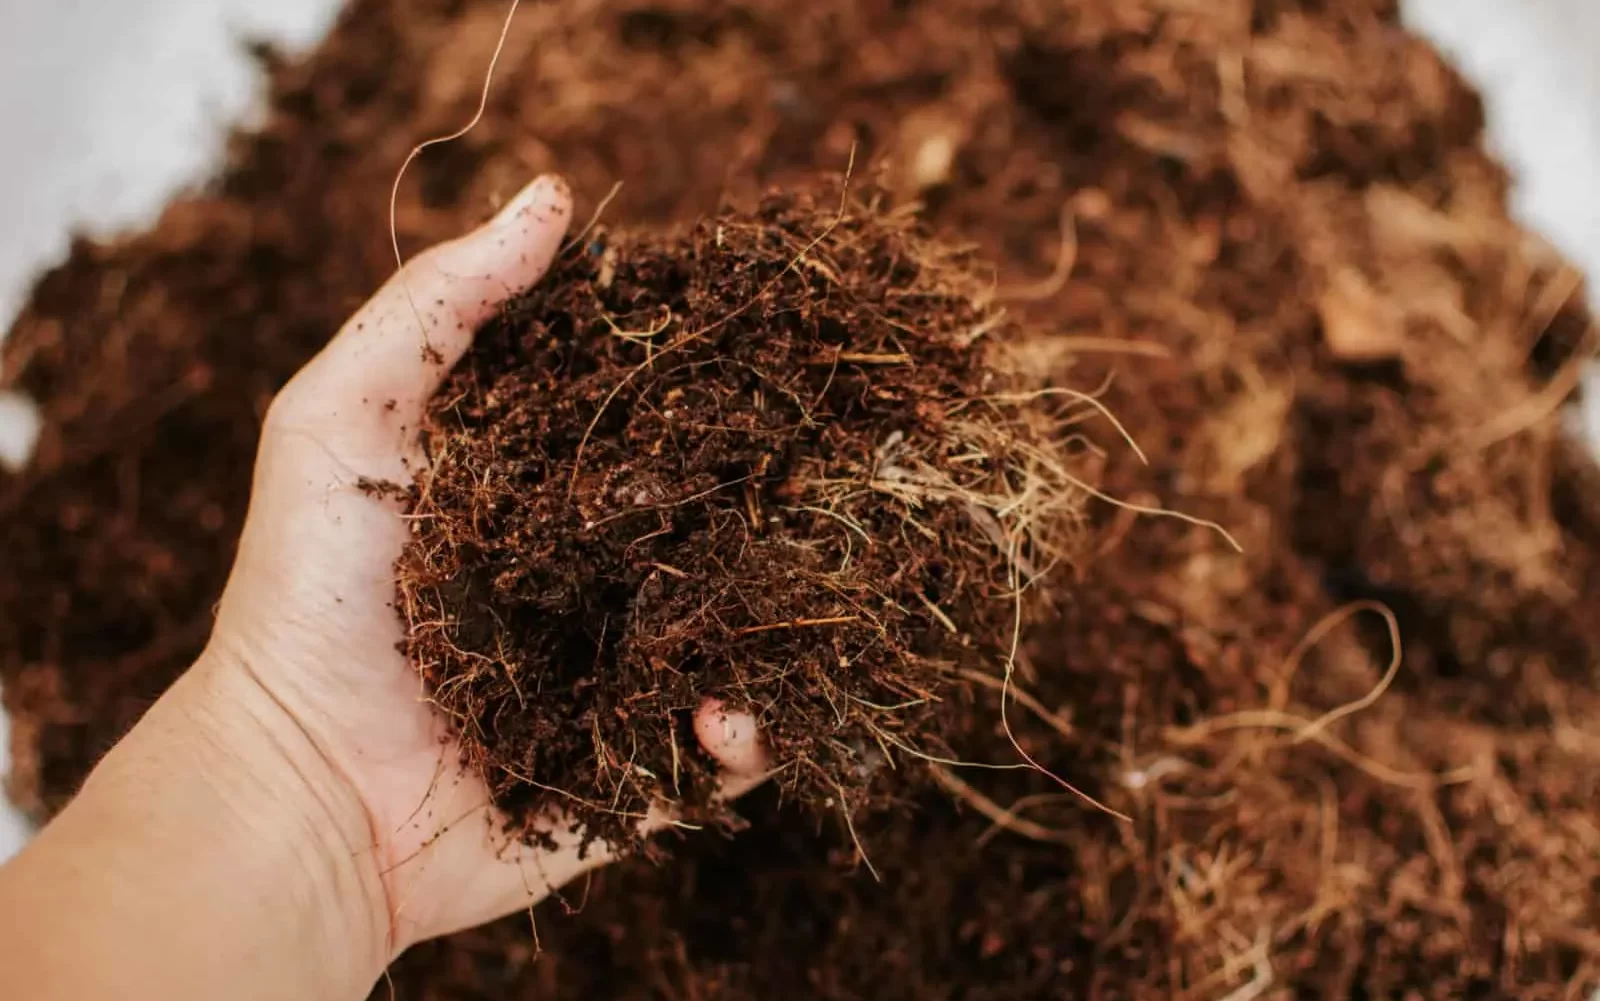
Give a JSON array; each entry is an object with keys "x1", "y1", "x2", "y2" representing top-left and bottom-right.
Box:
[{"x1": 203, "y1": 175, "x2": 768, "y2": 956}]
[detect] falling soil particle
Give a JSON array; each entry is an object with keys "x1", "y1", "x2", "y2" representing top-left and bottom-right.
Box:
[{"x1": 4, "y1": 0, "x2": 1600, "y2": 998}]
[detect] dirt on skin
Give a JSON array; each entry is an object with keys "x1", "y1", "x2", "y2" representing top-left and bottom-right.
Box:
[{"x1": 3, "y1": 0, "x2": 1600, "y2": 998}]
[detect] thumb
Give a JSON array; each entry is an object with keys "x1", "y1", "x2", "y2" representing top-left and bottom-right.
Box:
[{"x1": 269, "y1": 174, "x2": 573, "y2": 458}]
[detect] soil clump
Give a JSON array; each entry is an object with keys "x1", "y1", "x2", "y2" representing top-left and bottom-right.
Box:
[{"x1": 401, "y1": 183, "x2": 1096, "y2": 847}]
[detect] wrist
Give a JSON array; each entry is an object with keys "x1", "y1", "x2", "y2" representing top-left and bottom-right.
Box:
[
  {"x1": 166, "y1": 654, "x2": 393, "y2": 984},
  {"x1": 62, "y1": 655, "x2": 392, "y2": 998},
  {"x1": 0, "y1": 652, "x2": 394, "y2": 1001}
]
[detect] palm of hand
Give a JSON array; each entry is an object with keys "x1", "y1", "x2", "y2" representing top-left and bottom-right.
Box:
[{"x1": 217, "y1": 425, "x2": 547, "y2": 946}]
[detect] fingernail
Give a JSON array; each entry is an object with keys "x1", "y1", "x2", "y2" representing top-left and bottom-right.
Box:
[{"x1": 493, "y1": 174, "x2": 570, "y2": 227}]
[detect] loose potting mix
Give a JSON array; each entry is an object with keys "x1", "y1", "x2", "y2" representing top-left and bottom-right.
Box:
[{"x1": 3, "y1": 1, "x2": 1599, "y2": 998}]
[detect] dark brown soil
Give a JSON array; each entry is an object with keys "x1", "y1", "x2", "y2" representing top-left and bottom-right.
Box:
[
  {"x1": 401, "y1": 182, "x2": 1097, "y2": 848},
  {"x1": 4, "y1": 0, "x2": 1600, "y2": 998}
]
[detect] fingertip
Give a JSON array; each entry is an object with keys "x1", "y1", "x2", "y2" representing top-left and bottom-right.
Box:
[
  {"x1": 427, "y1": 173, "x2": 570, "y2": 295},
  {"x1": 693, "y1": 698, "x2": 768, "y2": 777},
  {"x1": 490, "y1": 173, "x2": 573, "y2": 240},
  {"x1": 283, "y1": 173, "x2": 575, "y2": 441},
  {"x1": 438, "y1": 171, "x2": 571, "y2": 310}
]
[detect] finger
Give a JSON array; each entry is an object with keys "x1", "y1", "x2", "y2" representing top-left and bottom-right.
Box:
[
  {"x1": 422, "y1": 700, "x2": 771, "y2": 933},
  {"x1": 394, "y1": 702, "x2": 770, "y2": 942},
  {"x1": 494, "y1": 699, "x2": 772, "y2": 871},
  {"x1": 694, "y1": 698, "x2": 769, "y2": 780},
  {"x1": 274, "y1": 174, "x2": 573, "y2": 448},
  {"x1": 603, "y1": 700, "x2": 770, "y2": 850}
]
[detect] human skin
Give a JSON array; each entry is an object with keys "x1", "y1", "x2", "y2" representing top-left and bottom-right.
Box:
[{"x1": 0, "y1": 174, "x2": 767, "y2": 1001}]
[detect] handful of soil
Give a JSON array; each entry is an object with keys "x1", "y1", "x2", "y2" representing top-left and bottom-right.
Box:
[{"x1": 398, "y1": 181, "x2": 1093, "y2": 848}]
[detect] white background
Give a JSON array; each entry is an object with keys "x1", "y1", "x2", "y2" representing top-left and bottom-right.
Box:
[{"x1": 0, "y1": 0, "x2": 1597, "y2": 861}]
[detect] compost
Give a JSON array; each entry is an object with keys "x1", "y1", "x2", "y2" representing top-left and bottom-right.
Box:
[{"x1": 400, "y1": 182, "x2": 1098, "y2": 848}]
